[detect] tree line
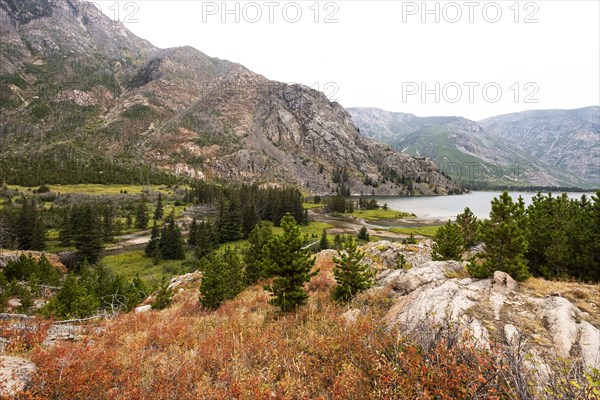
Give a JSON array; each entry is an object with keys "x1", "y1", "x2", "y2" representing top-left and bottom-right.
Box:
[{"x1": 432, "y1": 191, "x2": 600, "y2": 283}]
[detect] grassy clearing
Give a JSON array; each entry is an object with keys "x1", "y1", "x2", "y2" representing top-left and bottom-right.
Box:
[
  {"x1": 272, "y1": 221, "x2": 334, "y2": 239},
  {"x1": 102, "y1": 249, "x2": 190, "y2": 284},
  {"x1": 12, "y1": 184, "x2": 173, "y2": 196},
  {"x1": 389, "y1": 225, "x2": 440, "y2": 237},
  {"x1": 345, "y1": 208, "x2": 413, "y2": 221},
  {"x1": 302, "y1": 202, "x2": 324, "y2": 209}
]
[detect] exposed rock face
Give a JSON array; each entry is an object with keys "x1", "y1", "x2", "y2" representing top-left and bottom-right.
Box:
[
  {"x1": 0, "y1": 356, "x2": 36, "y2": 397},
  {"x1": 0, "y1": 250, "x2": 67, "y2": 273},
  {"x1": 480, "y1": 107, "x2": 600, "y2": 187},
  {"x1": 348, "y1": 107, "x2": 593, "y2": 188},
  {"x1": 360, "y1": 241, "x2": 600, "y2": 371},
  {"x1": 0, "y1": 0, "x2": 459, "y2": 195}
]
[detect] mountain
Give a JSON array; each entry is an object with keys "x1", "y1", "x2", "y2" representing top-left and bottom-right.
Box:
[
  {"x1": 347, "y1": 107, "x2": 593, "y2": 188},
  {"x1": 0, "y1": 0, "x2": 460, "y2": 196},
  {"x1": 479, "y1": 107, "x2": 600, "y2": 187}
]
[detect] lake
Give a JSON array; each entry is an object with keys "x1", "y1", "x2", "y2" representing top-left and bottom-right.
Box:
[{"x1": 373, "y1": 191, "x2": 593, "y2": 221}]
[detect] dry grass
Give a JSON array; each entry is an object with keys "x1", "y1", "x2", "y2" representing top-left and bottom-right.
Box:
[
  {"x1": 521, "y1": 277, "x2": 600, "y2": 321},
  {"x1": 12, "y1": 253, "x2": 512, "y2": 400}
]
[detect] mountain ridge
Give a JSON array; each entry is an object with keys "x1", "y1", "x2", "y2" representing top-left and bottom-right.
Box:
[
  {"x1": 348, "y1": 106, "x2": 598, "y2": 189},
  {"x1": 0, "y1": 0, "x2": 460, "y2": 195}
]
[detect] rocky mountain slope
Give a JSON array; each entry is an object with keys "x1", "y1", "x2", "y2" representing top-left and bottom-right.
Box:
[
  {"x1": 0, "y1": 0, "x2": 459, "y2": 195},
  {"x1": 348, "y1": 107, "x2": 594, "y2": 188},
  {"x1": 480, "y1": 107, "x2": 600, "y2": 187}
]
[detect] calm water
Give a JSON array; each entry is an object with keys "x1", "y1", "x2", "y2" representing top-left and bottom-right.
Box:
[{"x1": 374, "y1": 191, "x2": 592, "y2": 221}]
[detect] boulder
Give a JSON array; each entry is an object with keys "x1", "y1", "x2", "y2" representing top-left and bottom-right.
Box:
[
  {"x1": 0, "y1": 356, "x2": 36, "y2": 397},
  {"x1": 363, "y1": 241, "x2": 600, "y2": 371}
]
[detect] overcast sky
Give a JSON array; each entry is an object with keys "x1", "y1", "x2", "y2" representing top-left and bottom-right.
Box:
[{"x1": 95, "y1": 0, "x2": 600, "y2": 120}]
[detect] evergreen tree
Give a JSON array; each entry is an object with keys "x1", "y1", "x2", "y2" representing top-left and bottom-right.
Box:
[
  {"x1": 152, "y1": 278, "x2": 173, "y2": 310},
  {"x1": 154, "y1": 192, "x2": 164, "y2": 221},
  {"x1": 159, "y1": 212, "x2": 185, "y2": 260},
  {"x1": 199, "y1": 251, "x2": 233, "y2": 309},
  {"x1": 357, "y1": 226, "x2": 370, "y2": 241},
  {"x1": 332, "y1": 238, "x2": 374, "y2": 303},
  {"x1": 244, "y1": 221, "x2": 273, "y2": 284},
  {"x1": 58, "y1": 210, "x2": 72, "y2": 246},
  {"x1": 468, "y1": 191, "x2": 530, "y2": 281},
  {"x1": 333, "y1": 234, "x2": 342, "y2": 250},
  {"x1": 319, "y1": 229, "x2": 330, "y2": 251},
  {"x1": 222, "y1": 247, "x2": 245, "y2": 295},
  {"x1": 16, "y1": 199, "x2": 46, "y2": 250},
  {"x1": 135, "y1": 202, "x2": 149, "y2": 230},
  {"x1": 45, "y1": 272, "x2": 100, "y2": 318},
  {"x1": 217, "y1": 198, "x2": 242, "y2": 243},
  {"x1": 30, "y1": 214, "x2": 47, "y2": 251},
  {"x1": 144, "y1": 221, "x2": 161, "y2": 257},
  {"x1": 265, "y1": 214, "x2": 316, "y2": 312},
  {"x1": 101, "y1": 204, "x2": 114, "y2": 242},
  {"x1": 188, "y1": 218, "x2": 198, "y2": 247},
  {"x1": 194, "y1": 221, "x2": 216, "y2": 259},
  {"x1": 456, "y1": 207, "x2": 478, "y2": 247},
  {"x1": 432, "y1": 220, "x2": 465, "y2": 261},
  {"x1": 404, "y1": 232, "x2": 417, "y2": 244},
  {"x1": 241, "y1": 201, "x2": 259, "y2": 238},
  {"x1": 73, "y1": 205, "x2": 104, "y2": 266}
]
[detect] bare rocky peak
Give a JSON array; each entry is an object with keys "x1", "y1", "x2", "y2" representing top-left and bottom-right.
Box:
[{"x1": 0, "y1": 0, "x2": 459, "y2": 194}]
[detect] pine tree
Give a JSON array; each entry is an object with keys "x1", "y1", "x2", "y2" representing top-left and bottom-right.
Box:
[
  {"x1": 332, "y1": 238, "x2": 374, "y2": 303},
  {"x1": 241, "y1": 201, "x2": 259, "y2": 238},
  {"x1": 145, "y1": 221, "x2": 161, "y2": 257},
  {"x1": 404, "y1": 232, "x2": 417, "y2": 244},
  {"x1": 152, "y1": 278, "x2": 173, "y2": 310},
  {"x1": 456, "y1": 207, "x2": 478, "y2": 247},
  {"x1": 333, "y1": 234, "x2": 342, "y2": 250},
  {"x1": 135, "y1": 202, "x2": 149, "y2": 230},
  {"x1": 16, "y1": 199, "x2": 45, "y2": 250},
  {"x1": 199, "y1": 252, "x2": 230, "y2": 309},
  {"x1": 188, "y1": 218, "x2": 198, "y2": 247},
  {"x1": 265, "y1": 214, "x2": 316, "y2": 312},
  {"x1": 432, "y1": 220, "x2": 465, "y2": 261},
  {"x1": 319, "y1": 229, "x2": 330, "y2": 250},
  {"x1": 217, "y1": 198, "x2": 242, "y2": 243},
  {"x1": 154, "y1": 192, "x2": 164, "y2": 221},
  {"x1": 244, "y1": 221, "x2": 273, "y2": 284},
  {"x1": 194, "y1": 221, "x2": 216, "y2": 259},
  {"x1": 468, "y1": 191, "x2": 530, "y2": 281},
  {"x1": 101, "y1": 204, "x2": 114, "y2": 242},
  {"x1": 30, "y1": 214, "x2": 47, "y2": 251},
  {"x1": 222, "y1": 247, "x2": 245, "y2": 295},
  {"x1": 159, "y1": 212, "x2": 185, "y2": 260},
  {"x1": 357, "y1": 226, "x2": 370, "y2": 241},
  {"x1": 58, "y1": 210, "x2": 72, "y2": 246},
  {"x1": 73, "y1": 205, "x2": 104, "y2": 266}
]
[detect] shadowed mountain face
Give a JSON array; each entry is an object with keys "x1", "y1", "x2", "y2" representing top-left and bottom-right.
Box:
[
  {"x1": 479, "y1": 107, "x2": 600, "y2": 187},
  {"x1": 348, "y1": 107, "x2": 597, "y2": 189},
  {"x1": 0, "y1": 0, "x2": 460, "y2": 195}
]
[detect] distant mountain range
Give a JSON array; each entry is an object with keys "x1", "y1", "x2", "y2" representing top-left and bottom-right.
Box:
[{"x1": 348, "y1": 107, "x2": 599, "y2": 189}]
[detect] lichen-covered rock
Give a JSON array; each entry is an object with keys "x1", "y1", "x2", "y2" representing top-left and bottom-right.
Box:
[
  {"x1": 0, "y1": 356, "x2": 36, "y2": 397},
  {"x1": 363, "y1": 241, "x2": 600, "y2": 371}
]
